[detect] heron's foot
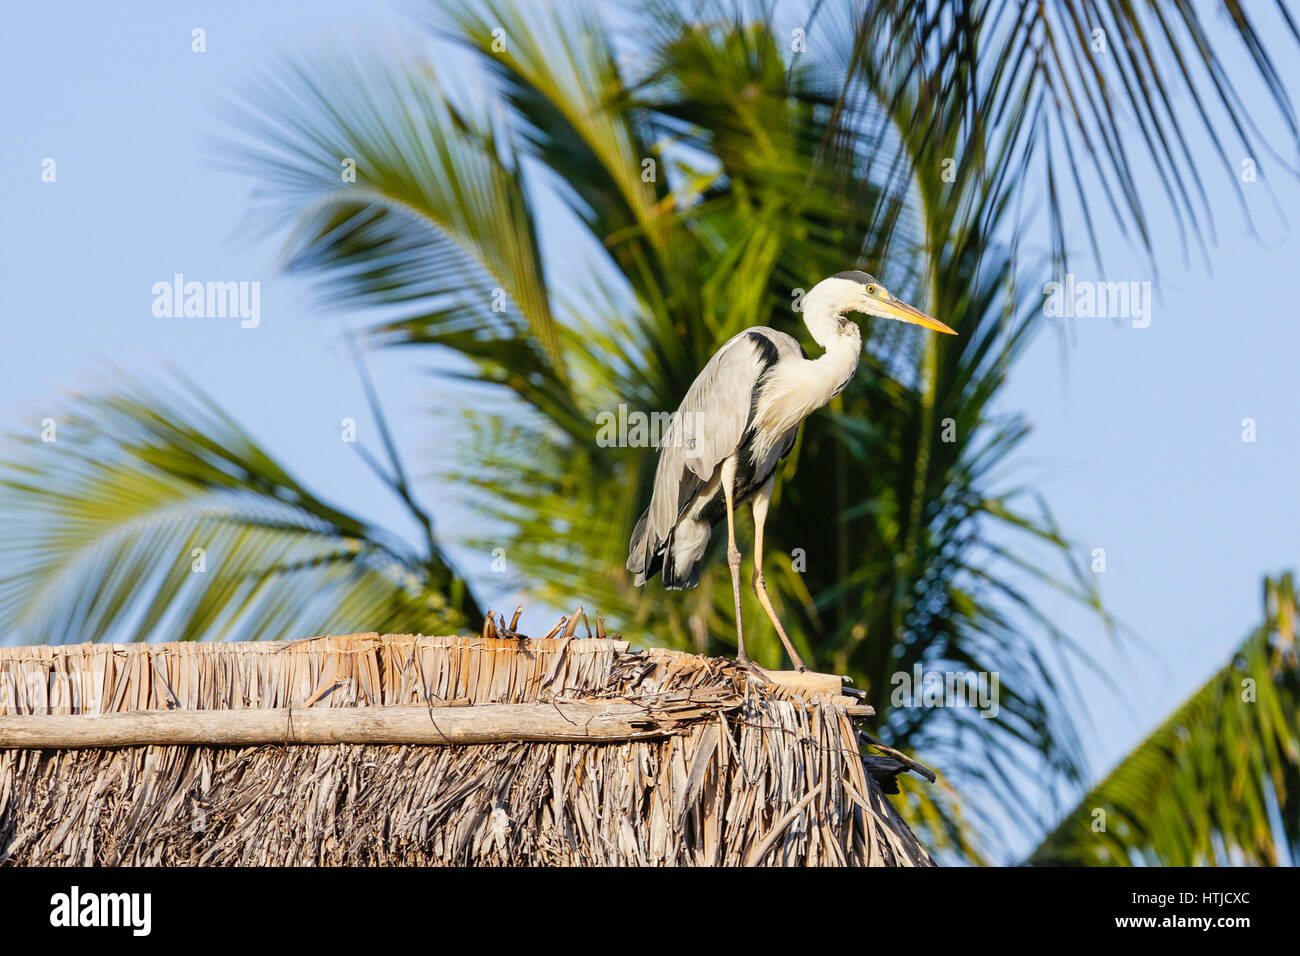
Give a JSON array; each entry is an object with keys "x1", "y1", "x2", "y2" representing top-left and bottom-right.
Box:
[{"x1": 735, "y1": 655, "x2": 771, "y2": 685}]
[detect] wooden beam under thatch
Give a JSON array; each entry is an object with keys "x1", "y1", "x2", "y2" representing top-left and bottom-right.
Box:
[
  {"x1": 0, "y1": 697, "x2": 741, "y2": 748},
  {"x1": 0, "y1": 633, "x2": 934, "y2": 866}
]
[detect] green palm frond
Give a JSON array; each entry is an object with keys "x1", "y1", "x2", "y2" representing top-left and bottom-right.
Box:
[
  {"x1": 427, "y1": 0, "x2": 670, "y2": 270},
  {"x1": 0, "y1": 377, "x2": 480, "y2": 645},
  {"x1": 226, "y1": 50, "x2": 583, "y2": 435},
  {"x1": 1031, "y1": 574, "x2": 1300, "y2": 866},
  {"x1": 857, "y1": 0, "x2": 1300, "y2": 270}
]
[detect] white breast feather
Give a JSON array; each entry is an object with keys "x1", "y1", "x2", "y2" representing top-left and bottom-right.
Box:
[{"x1": 751, "y1": 341, "x2": 860, "y2": 460}]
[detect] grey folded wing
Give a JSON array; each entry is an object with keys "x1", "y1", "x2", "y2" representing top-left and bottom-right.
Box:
[{"x1": 631, "y1": 329, "x2": 792, "y2": 567}]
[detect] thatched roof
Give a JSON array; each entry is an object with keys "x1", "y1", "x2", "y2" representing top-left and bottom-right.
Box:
[{"x1": 0, "y1": 634, "x2": 932, "y2": 866}]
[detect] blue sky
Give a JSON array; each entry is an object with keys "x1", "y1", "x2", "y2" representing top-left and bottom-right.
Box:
[{"x1": 3, "y1": 1, "x2": 1298, "y2": 856}]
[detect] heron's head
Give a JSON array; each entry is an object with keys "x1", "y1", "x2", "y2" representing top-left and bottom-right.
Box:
[{"x1": 805, "y1": 271, "x2": 957, "y2": 343}]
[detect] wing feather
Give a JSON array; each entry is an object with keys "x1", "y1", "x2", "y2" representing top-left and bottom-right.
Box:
[{"x1": 630, "y1": 329, "x2": 797, "y2": 574}]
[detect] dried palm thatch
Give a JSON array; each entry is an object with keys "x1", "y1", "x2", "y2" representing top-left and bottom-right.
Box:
[{"x1": 0, "y1": 631, "x2": 932, "y2": 866}]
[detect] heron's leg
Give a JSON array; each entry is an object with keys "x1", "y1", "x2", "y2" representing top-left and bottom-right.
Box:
[
  {"x1": 751, "y1": 477, "x2": 808, "y2": 672},
  {"x1": 721, "y1": 457, "x2": 761, "y2": 677}
]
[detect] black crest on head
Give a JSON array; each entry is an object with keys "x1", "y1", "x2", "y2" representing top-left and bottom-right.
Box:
[{"x1": 833, "y1": 270, "x2": 877, "y2": 285}]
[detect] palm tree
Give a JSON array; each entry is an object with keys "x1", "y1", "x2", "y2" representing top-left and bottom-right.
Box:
[
  {"x1": 1031, "y1": 574, "x2": 1300, "y2": 866},
  {"x1": 0, "y1": 377, "x2": 482, "y2": 646},
  {"x1": 3, "y1": 0, "x2": 1296, "y2": 860}
]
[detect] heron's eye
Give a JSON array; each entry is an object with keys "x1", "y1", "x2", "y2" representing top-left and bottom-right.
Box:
[{"x1": 865, "y1": 284, "x2": 877, "y2": 295}]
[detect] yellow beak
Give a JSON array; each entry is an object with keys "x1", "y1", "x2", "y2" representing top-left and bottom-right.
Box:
[{"x1": 875, "y1": 296, "x2": 958, "y2": 335}]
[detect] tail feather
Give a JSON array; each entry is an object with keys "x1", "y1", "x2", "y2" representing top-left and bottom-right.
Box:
[
  {"x1": 627, "y1": 509, "x2": 655, "y2": 585},
  {"x1": 663, "y1": 518, "x2": 710, "y2": 589},
  {"x1": 628, "y1": 511, "x2": 711, "y2": 590}
]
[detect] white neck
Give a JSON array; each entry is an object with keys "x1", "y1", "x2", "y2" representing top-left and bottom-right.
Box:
[
  {"x1": 751, "y1": 297, "x2": 861, "y2": 456},
  {"x1": 802, "y1": 294, "x2": 846, "y2": 349},
  {"x1": 802, "y1": 328, "x2": 861, "y2": 407},
  {"x1": 801, "y1": 289, "x2": 862, "y2": 374}
]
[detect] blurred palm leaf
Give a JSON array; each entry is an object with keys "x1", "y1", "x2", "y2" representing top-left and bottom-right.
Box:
[
  {"x1": 0, "y1": 378, "x2": 480, "y2": 645},
  {"x1": 229, "y1": 53, "x2": 582, "y2": 434},
  {"x1": 856, "y1": 0, "x2": 1300, "y2": 269},
  {"x1": 1031, "y1": 574, "x2": 1300, "y2": 865}
]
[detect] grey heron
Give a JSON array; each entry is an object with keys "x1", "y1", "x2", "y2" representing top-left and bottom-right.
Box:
[{"x1": 626, "y1": 271, "x2": 956, "y2": 678}]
